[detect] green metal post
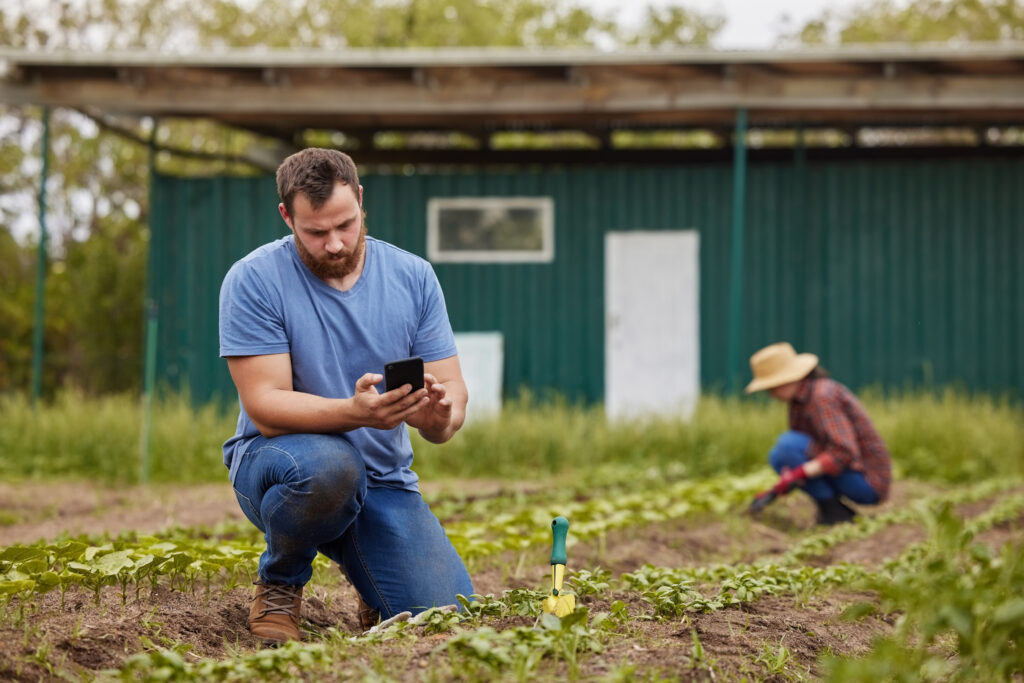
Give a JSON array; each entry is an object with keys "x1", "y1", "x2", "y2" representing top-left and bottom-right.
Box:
[
  {"x1": 726, "y1": 108, "x2": 748, "y2": 393},
  {"x1": 30, "y1": 107, "x2": 51, "y2": 405},
  {"x1": 139, "y1": 120, "x2": 159, "y2": 484},
  {"x1": 794, "y1": 123, "x2": 806, "y2": 345}
]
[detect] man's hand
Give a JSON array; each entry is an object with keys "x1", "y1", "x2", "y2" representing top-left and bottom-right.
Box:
[
  {"x1": 350, "y1": 373, "x2": 429, "y2": 430},
  {"x1": 404, "y1": 373, "x2": 456, "y2": 442}
]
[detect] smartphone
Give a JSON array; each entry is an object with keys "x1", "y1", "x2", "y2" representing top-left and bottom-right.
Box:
[{"x1": 384, "y1": 356, "x2": 424, "y2": 393}]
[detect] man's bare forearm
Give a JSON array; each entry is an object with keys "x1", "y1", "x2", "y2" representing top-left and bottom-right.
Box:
[{"x1": 246, "y1": 389, "x2": 361, "y2": 437}]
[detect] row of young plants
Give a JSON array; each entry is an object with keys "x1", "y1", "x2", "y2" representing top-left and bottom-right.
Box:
[
  {"x1": 826, "y1": 498, "x2": 1024, "y2": 681},
  {"x1": 447, "y1": 474, "x2": 1021, "y2": 564},
  {"x1": 3, "y1": 475, "x2": 1018, "y2": 616},
  {"x1": 103, "y1": 492, "x2": 1024, "y2": 682},
  {"x1": 0, "y1": 536, "x2": 261, "y2": 610},
  {"x1": 443, "y1": 470, "x2": 775, "y2": 561},
  {"x1": 615, "y1": 489, "x2": 1024, "y2": 619}
]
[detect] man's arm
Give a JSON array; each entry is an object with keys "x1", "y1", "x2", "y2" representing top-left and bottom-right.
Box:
[
  {"x1": 227, "y1": 353, "x2": 430, "y2": 438},
  {"x1": 404, "y1": 355, "x2": 468, "y2": 444}
]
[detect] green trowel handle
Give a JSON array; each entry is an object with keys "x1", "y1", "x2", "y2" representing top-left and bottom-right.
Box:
[{"x1": 550, "y1": 516, "x2": 569, "y2": 566}]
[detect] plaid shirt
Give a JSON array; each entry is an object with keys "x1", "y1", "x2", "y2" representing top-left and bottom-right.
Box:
[{"x1": 789, "y1": 377, "x2": 892, "y2": 501}]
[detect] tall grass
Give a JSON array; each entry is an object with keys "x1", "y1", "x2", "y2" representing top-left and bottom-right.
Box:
[
  {"x1": 412, "y1": 390, "x2": 1024, "y2": 483},
  {"x1": 411, "y1": 392, "x2": 784, "y2": 481},
  {"x1": 0, "y1": 390, "x2": 235, "y2": 484},
  {"x1": 0, "y1": 389, "x2": 1020, "y2": 485}
]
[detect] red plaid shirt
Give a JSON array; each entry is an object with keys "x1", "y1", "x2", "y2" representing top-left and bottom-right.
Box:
[{"x1": 789, "y1": 377, "x2": 892, "y2": 501}]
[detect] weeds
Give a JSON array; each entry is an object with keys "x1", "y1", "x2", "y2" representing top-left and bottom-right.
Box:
[{"x1": 2, "y1": 389, "x2": 1020, "y2": 485}]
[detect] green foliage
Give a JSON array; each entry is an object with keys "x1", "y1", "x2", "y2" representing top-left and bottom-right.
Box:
[
  {"x1": 0, "y1": 463, "x2": 1022, "y2": 679},
  {"x1": 412, "y1": 391, "x2": 783, "y2": 481},
  {"x1": 625, "y1": 5, "x2": 725, "y2": 47},
  {"x1": 825, "y1": 503, "x2": 1024, "y2": 681},
  {"x1": 0, "y1": 229, "x2": 37, "y2": 391},
  {"x1": 868, "y1": 388, "x2": 1024, "y2": 483},
  {"x1": 0, "y1": 0, "x2": 724, "y2": 398},
  {"x1": 0, "y1": 390, "x2": 235, "y2": 484},
  {"x1": 622, "y1": 562, "x2": 869, "y2": 619},
  {"x1": 0, "y1": 533, "x2": 261, "y2": 607},
  {"x1": 0, "y1": 389, "x2": 1020, "y2": 485},
  {"x1": 118, "y1": 639, "x2": 331, "y2": 682},
  {"x1": 414, "y1": 389, "x2": 1024, "y2": 484},
  {"x1": 793, "y1": 0, "x2": 1024, "y2": 45},
  {"x1": 444, "y1": 608, "x2": 602, "y2": 680},
  {"x1": 444, "y1": 470, "x2": 774, "y2": 562}
]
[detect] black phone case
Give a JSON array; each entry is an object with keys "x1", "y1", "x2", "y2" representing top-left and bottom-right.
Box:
[{"x1": 384, "y1": 357, "x2": 424, "y2": 392}]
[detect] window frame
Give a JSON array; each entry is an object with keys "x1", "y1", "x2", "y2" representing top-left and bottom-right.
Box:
[{"x1": 426, "y1": 196, "x2": 555, "y2": 264}]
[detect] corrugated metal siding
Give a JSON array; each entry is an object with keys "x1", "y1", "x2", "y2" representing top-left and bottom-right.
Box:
[{"x1": 149, "y1": 158, "x2": 1024, "y2": 405}]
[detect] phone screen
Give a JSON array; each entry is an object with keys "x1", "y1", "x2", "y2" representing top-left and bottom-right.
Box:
[{"x1": 384, "y1": 357, "x2": 425, "y2": 392}]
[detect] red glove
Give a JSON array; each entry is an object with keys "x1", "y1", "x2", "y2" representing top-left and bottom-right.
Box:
[
  {"x1": 771, "y1": 464, "x2": 808, "y2": 495},
  {"x1": 816, "y1": 453, "x2": 840, "y2": 476}
]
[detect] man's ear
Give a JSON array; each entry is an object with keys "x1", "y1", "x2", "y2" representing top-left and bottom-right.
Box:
[
  {"x1": 278, "y1": 203, "x2": 292, "y2": 228},
  {"x1": 358, "y1": 185, "x2": 364, "y2": 206}
]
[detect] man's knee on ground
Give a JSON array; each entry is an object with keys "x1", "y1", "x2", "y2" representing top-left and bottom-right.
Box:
[{"x1": 298, "y1": 438, "x2": 366, "y2": 515}]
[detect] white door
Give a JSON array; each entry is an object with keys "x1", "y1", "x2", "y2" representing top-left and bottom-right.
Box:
[{"x1": 605, "y1": 231, "x2": 700, "y2": 420}]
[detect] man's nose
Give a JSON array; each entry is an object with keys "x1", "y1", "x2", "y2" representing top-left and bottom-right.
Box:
[{"x1": 325, "y1": 236, "x2": 343, "y2": 253}]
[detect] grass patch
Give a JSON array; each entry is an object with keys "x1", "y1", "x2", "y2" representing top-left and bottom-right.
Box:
[{"x1": 0, "y1": 388, "x2": 1020, "y2": 485}]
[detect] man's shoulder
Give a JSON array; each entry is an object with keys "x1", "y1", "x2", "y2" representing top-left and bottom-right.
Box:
[
  {"x1": 223, "y1": 236, "x2": 292, "y2": 280},
  {"x1": 236, "y1": 235, "x2": 293, "y2": 267},
  {"x1": 368, "y1": 237, "x2": 434, "y2": 280},
  {"x1": 369, "y1": 236, "x2": 427, "y2": 266}
]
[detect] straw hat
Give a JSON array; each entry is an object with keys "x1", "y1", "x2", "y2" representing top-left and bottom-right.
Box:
[{"x1": 744, "y1": 342, "x2": 819, "y2": 394}]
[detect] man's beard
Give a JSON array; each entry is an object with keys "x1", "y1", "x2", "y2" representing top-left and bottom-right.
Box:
[{"x1": 295, "y1": 225, "x2": 367, "y2": 281}]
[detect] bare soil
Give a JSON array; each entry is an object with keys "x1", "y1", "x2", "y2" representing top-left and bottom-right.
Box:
[{"x1": 0, "y1": 480, "x2": 1020, "y2": 681}]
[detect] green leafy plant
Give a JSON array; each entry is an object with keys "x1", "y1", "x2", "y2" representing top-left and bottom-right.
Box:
[{"x1": 826, "y1": 503, "x2": 1024, "y2": 681}]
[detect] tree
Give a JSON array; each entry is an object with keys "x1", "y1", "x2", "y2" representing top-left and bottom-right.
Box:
[
  {"x1": 790, "y1": 0, "x2": 1024, "y2": 45},
  {"x1": 627, "y1": 5, "x2": 725, "y2": 47},
  {"x1": 0, "y1": 0, "x2": 725, "y2": 396}
]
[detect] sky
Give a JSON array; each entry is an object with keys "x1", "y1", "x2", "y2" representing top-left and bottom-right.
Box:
[{"x1": 582, "y1": 0, "x2": 863, "y2": 48}]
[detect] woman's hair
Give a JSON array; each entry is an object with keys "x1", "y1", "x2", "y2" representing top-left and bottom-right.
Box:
[{"x1": 806, "y1": 365, "x2": 830, "y2": 380}]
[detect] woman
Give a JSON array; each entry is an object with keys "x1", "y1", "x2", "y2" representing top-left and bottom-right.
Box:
[{"x1": 745, "y1": 342, "x2": 892, "y2": 525}]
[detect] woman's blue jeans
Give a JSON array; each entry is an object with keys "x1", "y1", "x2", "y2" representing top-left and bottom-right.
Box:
[
  {"x1": 769, "y1": 431, "x2": 880, "y2": 504},
  {"x1": 231, "y1": 433, "x2": 474, "y2": 618}
]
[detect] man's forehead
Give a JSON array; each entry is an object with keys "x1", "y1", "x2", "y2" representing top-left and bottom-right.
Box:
[{"x1": 293, "y1": 182, "x2": 360, "y2": 213}]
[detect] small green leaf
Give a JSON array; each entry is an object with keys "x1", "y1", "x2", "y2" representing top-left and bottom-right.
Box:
[
  {"x1": 540, "y1": 612, "x2": 562, "y2": 630},
  {"x1": 993, "y1": 598, "x2": 1024, "y2": 624},
  {"x1": 94, "y1": 550, "x2": 134, "y2": 576},
  {"x1": 841, "y1": 602, "x2": 877, "y2": 621}
]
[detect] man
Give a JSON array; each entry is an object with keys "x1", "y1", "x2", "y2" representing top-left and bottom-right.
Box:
[
  {"x1": 745, "y1": 342, "x2": 892, "y2": 525},
  {"x1": 218, "y1": 148, "x2": 474, "y2": 644}
]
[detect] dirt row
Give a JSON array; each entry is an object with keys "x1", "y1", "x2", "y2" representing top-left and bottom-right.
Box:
[{"x1": 1, "y1": 480, "x2": 1021, "y2": 681}]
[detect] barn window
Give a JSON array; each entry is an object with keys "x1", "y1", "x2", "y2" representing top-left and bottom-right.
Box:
[{"x1": 427, "y1": 197, "x2": 554, "y2": 263}]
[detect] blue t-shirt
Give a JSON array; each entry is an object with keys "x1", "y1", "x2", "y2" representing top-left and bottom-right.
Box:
[{"x1": 218, "y1": 235, "x2": 458, "y2": 490}]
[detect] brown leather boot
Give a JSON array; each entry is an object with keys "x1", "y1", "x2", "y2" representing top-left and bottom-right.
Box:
[
  {"x1": 357, "y1": 594, "x2": 380, "y2": 631},
  {"x1": 338, "y1": 564, "x2": 379, "y2": 631},
  {"x1": 249, "y1": 581, "x2": 303, "y2": 644}
]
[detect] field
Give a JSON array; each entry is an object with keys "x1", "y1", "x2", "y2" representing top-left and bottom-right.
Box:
[{"x1": 1, "y1": 392, "x2": 1022, "y2": 681}]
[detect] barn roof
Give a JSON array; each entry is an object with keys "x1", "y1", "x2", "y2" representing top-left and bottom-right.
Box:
[{"x1": 3, "y1": 43, "x2": 1023, "y2": 163}]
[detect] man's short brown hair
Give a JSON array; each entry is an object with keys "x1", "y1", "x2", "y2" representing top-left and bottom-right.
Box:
[{"x1": 276, "y1": 148, "x2": 360, "y2": 217}]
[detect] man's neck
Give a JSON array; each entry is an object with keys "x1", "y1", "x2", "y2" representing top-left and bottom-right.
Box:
[{"x1": 324, "y1": 250, "x2": 366, "y2": 291}]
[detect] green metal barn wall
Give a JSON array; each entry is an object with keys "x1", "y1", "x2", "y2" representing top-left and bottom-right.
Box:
[{"x1": 149, "y1": 159, "x2": 1024, "y2": 405}]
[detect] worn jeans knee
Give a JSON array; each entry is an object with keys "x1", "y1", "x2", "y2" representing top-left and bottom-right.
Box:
[
  {"x1": 318, "y1": 487, "x2": 474, "y2": 620},
  {"x1": 232, "y1": 433, "x2": 366, "y2": 586}
]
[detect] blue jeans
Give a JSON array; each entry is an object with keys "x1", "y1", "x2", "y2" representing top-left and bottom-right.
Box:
[
  {"x1": 769, "y1": 431, "x2": 880, "y2": 504},
  {"x1": 232, "y1": 433, "x2": 474, "y2": 618}
]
